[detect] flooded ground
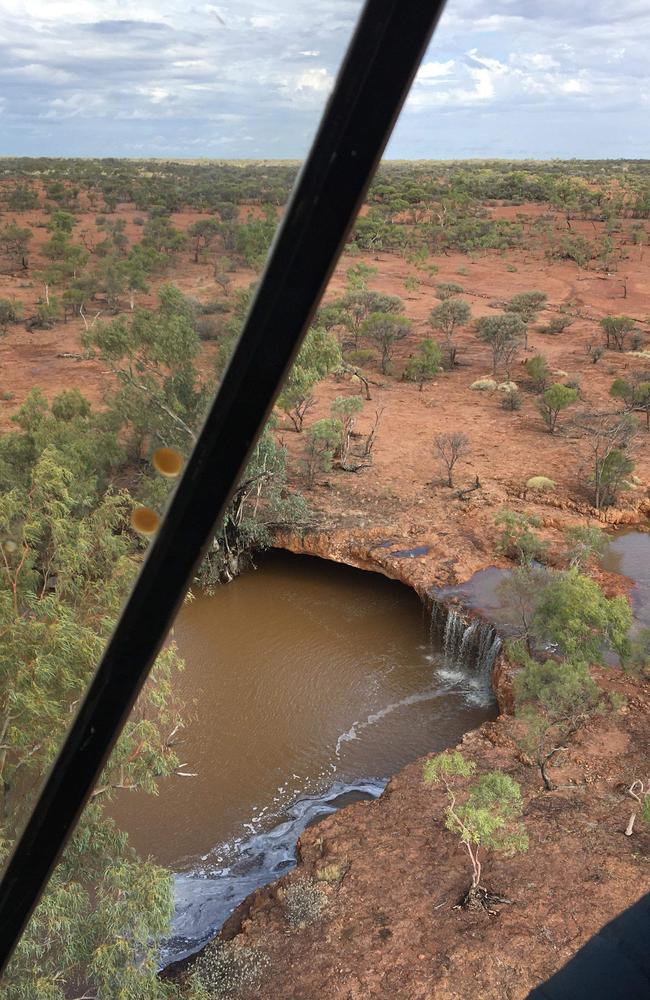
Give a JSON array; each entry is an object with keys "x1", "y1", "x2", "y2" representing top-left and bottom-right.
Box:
[
  {"x1": 110, "y1": 551, "x2": 495, "y2": 961},
  {"x1": 601, "y1": 527, "x2": 650, "y2": 628}
]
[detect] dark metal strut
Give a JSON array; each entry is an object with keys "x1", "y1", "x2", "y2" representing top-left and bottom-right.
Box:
[{"x1": 0, "y1": 0, "x2": 446, "y2": 973}]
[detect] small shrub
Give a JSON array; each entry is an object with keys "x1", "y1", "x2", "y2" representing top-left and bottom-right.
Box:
[
  {"x1": 470, "y1": 378, "x2": 497, "y2": 391},
  {"x1": 343, "y1": 348, "x2": 375, "y2": 367},
  {"x1": 526, "y1": 476, "x2": 556, "y2": 492},
  {"x1": 495, "y1": 509, "x2": 547, "y2": 565},
  {"x1": 133, "y1": 215, "x2": 145, "y2": 226},
  {"x1": 501, "y1": 388, "x2": 522, "y2": 411},
  {"x1": 283, "y1": 877, "x2": 327, "y2": 929},
  {"x1": 194, "y1": 316, "x2": 221, "y2": 340},
  {"x1": 497, "y1": 380, "x2": 518, "y2": 393},
  {"x1": 0, "y1": 299, "x2": 21, "y2": 333},
  {"x1": 404, "y1": 339, "x2": 443, "y2": 390},
  {"x1": 0, "y1": 390, "x2": 15, "y2": 402},
  {"x1": 506, "y1": 264, "x2": 517, "y2": 272},
  {"x1": 200, "y1": 298, "x2": 231, "y2": 315},
  {"x1": 542, "y1": 316, "x2": 573, "y2": 335},
  {"x1": 191, "y1": 942, "x2": 269, "y2": 998},
  {"x1": 564, "y1": 525, "x2": 608, "y2": 567},
  {"x1": 435, "y1": 281, "x2": 464, "y2": 300},
  {"x1": 524, "y1": 354, "x2": 550, "y2": 392}
]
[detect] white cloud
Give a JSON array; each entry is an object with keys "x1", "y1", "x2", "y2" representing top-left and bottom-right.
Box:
[{"x1": 417, "y1": 60, "x2": 455, "y2": 81}]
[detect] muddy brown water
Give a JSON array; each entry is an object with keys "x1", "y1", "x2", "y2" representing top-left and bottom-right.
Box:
[
  {"x1": 110, "y1": 551, "x2": 494, "y2": 962},
  {"x1": 601, "y1": 527, "x2": 650, "y2": 628}
]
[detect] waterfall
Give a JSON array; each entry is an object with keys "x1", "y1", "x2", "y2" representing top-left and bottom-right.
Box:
[{"x1": 429, "y1": 599, "x2": 501, "y2": 698}]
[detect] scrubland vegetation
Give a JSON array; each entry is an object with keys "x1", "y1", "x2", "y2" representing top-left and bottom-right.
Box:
[{"x1": 0, "y1": 157, "x2": 649, "y2": 996}]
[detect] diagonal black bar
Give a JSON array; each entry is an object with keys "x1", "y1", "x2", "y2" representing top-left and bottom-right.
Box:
[{"x1": 0, "y1": 0, "x2": 446, "y2": 973}]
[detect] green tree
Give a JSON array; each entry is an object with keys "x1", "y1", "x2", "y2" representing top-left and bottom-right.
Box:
[
  {"x1": 188, "y1": 218, "x2": 222, "y2": 263},
  {"x1": 495, "y1": 509, "x2": 546, "y2": 565},
  {"x1": 611, "y1": 376, "x2": 650, "y2": 430},
  {"x1": 563, "y1": 525, "x2": 608, "y2": 568},
  {"x1": 404, "y1": 339, "x2": 442, "y2": 390},
  {"x1": 303, "y1": 417, "x2": 343, "y2": 486},
  {"x1": 537, "y1": 383, "x2": 578, "y2": 434},
  {"x1": 495, "y1": 565, "x2": 549, "y2": 653},
  {"x1": 302, "y1": 418, "x2": 342, "y2": 485},
  {"x1": 0, "y1": 299, "x2": 20, "y2": 334},
  {"x1": 46, "y1": 209, "x2": 76, "y2": 234},
  {"x1": 601, "y1": 315, "x2": 636, "y2": 352},
  {"x1": 505, "y1": 290, "x2": 547, "y2": 347},
  {"x1": 0, "y1": 396, "x2": 183, "y2": 999},
  {"x1": 338, "y1": 290, "x2": 404, "y2": 348},
  {"x1": 531, "y1": 568, "x2": 632, "y2": 664},
  {"x1": 143, "y1": 216, "x2": 185, "y2": 255},
  {"x1": 524, "y1": 353, "x2": 550, "y2": 392},
  {"x1": 476, "y1": 313, "x2": 525, "y2": 378},
  {"x1": 85, "y1": 284, "x2": 207, "y2": 453},
  {"x1": 331, "y1": 394, "x2": 363, "y2": 463},
  {"x1": 362, "y1": 311, "x2": 412, "y2": 374},
  {"x1": 514, "y1": 650, "x2": 601, "y2": 790},
  {"x1": 277, "y1": 327, "x2": 341, "y2": 432},
  {"x1": 423, "y1": 752, "x2": 527, "y2": 897},
  {"x1": 195, "y1": 427, "x2": 306, "y2": 587},
  {"x1": 573, "y1": 411, "x2": 635, "y2": 509},
  {"x1": 0, "y1": 222, "x2": 33, "y2": 271},
  {"x1": 429, "y1": 298, "x2": 471, "y2": 367}
]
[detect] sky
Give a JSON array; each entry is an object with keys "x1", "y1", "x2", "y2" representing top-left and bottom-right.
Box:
[{"x1": 1, "y1": 1, "x2": 649, "y2": 160}]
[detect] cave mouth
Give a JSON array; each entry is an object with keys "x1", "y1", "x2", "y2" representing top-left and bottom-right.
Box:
[{"x1": 110, "y1": 549, "x2": 497, "y2": 964}]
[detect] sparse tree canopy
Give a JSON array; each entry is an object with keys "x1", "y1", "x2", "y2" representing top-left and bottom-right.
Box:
[
  {"x1": 302, "y1": 418, "x2": 342, "y2": 485},
  {"x1": 601, "y1": 315, "x2": 636, "y2": 352},
  {"x1": 495, "y1": 509, "x2": 546, "y2": 565},
  {"x1": 362, "y1": 311, "x2": 412, "y2": 374},
  {"x1": 611, "y1": 376, "x2": 650, "y2": 429},
  {"x1": 537, "y1": 383, "x2": 578, "y2": 434},
  {"x1": 434, "y1": 431, "x2": 470, "y2": 487},
  {"x1": 424, "y1": 752, "x2": 527, "y2": 896},
  {"x1": 0, "y1": 298, "x2": 20, "y2": 334},
  {"x1": 563, "y1": 525, "x2": 609, "y2": 568},
  {"x1": 429, "y1": 298, "x2": 471, "y2": 366},
  {"x1": 514, "y1": 649, "x2": 601, "y2": 790},
  {"x1": 572, "y1": 410, "x2": 635, "y2": 509},
  {"x1": 475, "y1": 313, "x2": 525, "y2": 377}
]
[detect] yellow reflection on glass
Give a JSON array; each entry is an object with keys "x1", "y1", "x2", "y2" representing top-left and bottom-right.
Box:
[
  {"x1": 152, "y1": 447, "x2": 184, "y2": 478},
  {"x1": 131, "y1": 507, "x2": 161, "y2": 537}
]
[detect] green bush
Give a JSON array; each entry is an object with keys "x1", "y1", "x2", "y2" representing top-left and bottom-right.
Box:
[
  {"x1": 0, "y1": 299, "x2": 21, "y2": 333},
  {"x1": 495, "y1": 509, "x2": 547, "y2": 565},
  {"x1": 501, "y1": 388, "x2": 522, "y2": 411},
  {"x1": 524, "y1": 354, "x2": 550, "y2": 392},
  {"x1": 542, "y1": 316, "x2": 573, "y2": 335},
  {"x1": 343, "y1": 348, "x2": 375, "y2": 368}
]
